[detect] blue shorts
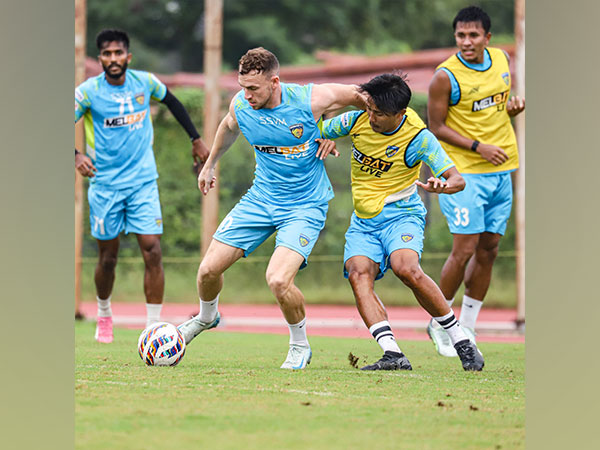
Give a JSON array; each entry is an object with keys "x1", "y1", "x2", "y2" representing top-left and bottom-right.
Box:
[
  {"x1": 213, "y1": 193, "x2": 328, "y2": 268},
  {"x1": 438, "y1": 172, "x2": 513, "y2": 235},
  {"x1": 343, "y1": 193, "x2": 426, "y2": 280},
  {"x1": 88, "y1": 179, "x2": 163, "y2": 240}
]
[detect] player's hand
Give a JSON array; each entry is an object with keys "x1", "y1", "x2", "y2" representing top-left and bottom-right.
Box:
[
  {"x1": 315, "y1": 138, "x2": 339, "y2": 160},
  {"x1": 75, "y1": 152, "x2": 97, "y2": 178},
  {"x1": 356, "y1": 90, "x2": 370, "y2": 109},
  {"x1": 476, "y1": 143, "x2": 509, "y2": 166},
  {"x1": 192, "y1": 138, "x2": 210, "y2": 175},
  {"x1": 197, "y1": 164, "x2": 217, "y2": 195},
  {"x1": 507, "y1": 96, "x2": 525, "y2": 117},
  {"x1": 415, "y1": 177, "x2": 450, "y2": 193}
]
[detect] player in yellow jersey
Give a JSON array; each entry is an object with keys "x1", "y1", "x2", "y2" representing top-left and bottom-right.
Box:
[
  {"x1": 427, "y1": 6, "x2": 525, "y2": 356},
  {"x1": 322, "y1": 73, "x2": 484, "y2": 371}
]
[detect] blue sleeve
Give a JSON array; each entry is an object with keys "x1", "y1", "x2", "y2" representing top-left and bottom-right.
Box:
[
  {"x1": 147, "y1": 72, "x2": 167, "y2": 101},
  {"x1": 438, "y1": 68, "x2": 460, "y2": 106},
  {"x1": 321, "y1": 110, "x2": 362, "y2": 139},
  {"x1": 405, "y1": 129, "x2": 455, "y2": 177},
  {"x1": 74, "y1": 82, "x2": 91, "y2": 122}
]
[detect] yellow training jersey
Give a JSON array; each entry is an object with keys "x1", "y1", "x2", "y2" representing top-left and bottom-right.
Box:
[
  {"x1": 437, "y1": 47, "x2": 519, "y2": 174},
  {"x1": 322, "y1": 108, "x2": 454, "y2": 219}
]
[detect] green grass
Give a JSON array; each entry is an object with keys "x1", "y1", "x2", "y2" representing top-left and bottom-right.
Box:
[{"x1": 76, "y1": 322, "x2": 524, "y2": 449}]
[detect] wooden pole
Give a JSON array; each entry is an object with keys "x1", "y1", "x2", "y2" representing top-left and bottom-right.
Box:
[
  {"x1": 514, "y1": 0, "x2": 526, "y2": 330},
  {"x1": 74, "y1": 0, "x2": 86, "y2": 318},
  {"x1": 201, "y1": 0, "x2": 223, "y2": 256}
]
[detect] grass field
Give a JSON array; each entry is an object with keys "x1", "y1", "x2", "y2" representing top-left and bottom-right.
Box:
[{"x1": 76, "y1": 322, "x2": 524, "y2": 449}]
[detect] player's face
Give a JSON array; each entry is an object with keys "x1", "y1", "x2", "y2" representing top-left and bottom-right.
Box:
[
  {"x1": 454, "y1": 21, "x2": 491, "y2": 64},
  {"x1": 238, "y1": 70, "x2": 279, "y2": 109},
  {"x1": 365, "y1": 100, "x2": 405, "y2": 134},
  {"x1": 98, "y1": 41, "x2": 132, "y2": 80}
]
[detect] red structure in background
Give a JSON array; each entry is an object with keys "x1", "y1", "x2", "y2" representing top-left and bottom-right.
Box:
[{"x1": 85, "y1": 45, "x2": 515, "y2": 95}]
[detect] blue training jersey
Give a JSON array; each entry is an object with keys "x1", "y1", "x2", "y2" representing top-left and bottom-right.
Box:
[
  {"x1": 233, "y1": 82, "x2": 334, "y2": 205},
  {"x1": 75, "y1": 69, "x2": 167, "y2": 189}
]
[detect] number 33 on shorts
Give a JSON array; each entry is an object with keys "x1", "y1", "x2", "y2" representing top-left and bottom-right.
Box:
[{"x1": 453, "y1": 207, "x2": 470, "y2": 226}]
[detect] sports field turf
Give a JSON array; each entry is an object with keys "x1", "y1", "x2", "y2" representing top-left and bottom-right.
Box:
[{"x1": 75, "y1": 321, "x2": 524, "y2": 449}]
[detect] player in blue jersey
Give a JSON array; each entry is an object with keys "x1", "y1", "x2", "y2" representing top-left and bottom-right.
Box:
[
  {"x1": 320, "y1": 73, "x2": 484, "y2": 371},
  {"x1": 75, "y1": 29, "x2": 209, "y2": 343},
  {"x1": 178, "y1": 47, "x2": 364, "y2": 369}
]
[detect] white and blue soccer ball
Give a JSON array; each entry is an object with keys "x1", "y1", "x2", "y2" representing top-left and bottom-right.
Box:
[{"x1": 138, "y1": 322, "x2": 186, "y2": 366}]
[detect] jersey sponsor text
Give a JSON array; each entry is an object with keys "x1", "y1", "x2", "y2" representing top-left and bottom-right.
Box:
[
  {"x1": 104, "y1": 110, "x2": 147, "y2": 129},
  {"x1": 352, "y1": 144, "x2": 393, "y2": 178},
  {"x1": 259, "y1": 116, "x2": 288, "y2": 126},
  {"x1": 254, "y1": 141, "x2": 310, "y2": 159},
  {"x1": 472, "y1": 91, "x2": 508, "y2": 112}
]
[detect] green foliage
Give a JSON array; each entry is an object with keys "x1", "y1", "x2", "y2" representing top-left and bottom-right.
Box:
[
  {"x1": 86, "y1": 0, "x2": 515, "y2": 73},
  {"x1": 76, "y1": 322, "x2": 525, "y2": 449}
]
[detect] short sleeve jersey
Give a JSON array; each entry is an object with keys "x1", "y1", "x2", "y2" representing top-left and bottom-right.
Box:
[
  {"x1": 233, "y1": 82, "x2": 334, "y2": 206},
  {"x1": 75, "y1": 69, "x2": 167, "y2": 189},
  {"x1": 322, "y1": 108, "x2": 454, "y2": 218},
  {"x1": 436, "y1": 47, "x2": 518, "y2": 174}
]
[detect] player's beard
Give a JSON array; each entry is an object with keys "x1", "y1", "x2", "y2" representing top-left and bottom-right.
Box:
[
  {"x1": 253, "y1": 85, "x2": 273, "y2": 110},
  {"x1": 103, "y1": 61, "x2": 128, "y2": 80}
]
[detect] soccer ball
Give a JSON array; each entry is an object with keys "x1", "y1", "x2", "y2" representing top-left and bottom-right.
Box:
[{"x1": 138, "y1": 322, "x2": 186, "y2": 366}]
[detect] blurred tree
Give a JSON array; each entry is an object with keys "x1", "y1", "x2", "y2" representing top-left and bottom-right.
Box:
[{"x1": 87, "y1": 0, "x2": 515, "y2": 73}]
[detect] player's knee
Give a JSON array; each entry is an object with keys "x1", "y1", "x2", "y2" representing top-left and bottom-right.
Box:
[
  {"x1": 347, "y1": 269, "x2": 372, "y2": 290},
  {"x1": 98, "y1": 254, "x2": 118, "y2": 273},
  {"x1": 450, "y1": 245, "x2": 476, "y2": 265},
  {"x1": 265, "y1": 271, "x2": 292, "y2": 298},
  {"x1": 141, "y1": 246, "x2": 162, "y2": 269},
  {"x1": 476, "y1": 245, "x2": 499, "y2": 265},
  {"x1": 198, "y1": 260, "x2": 222, "y2": 283},
  {"x1": 393, "y1": 264, "x2": 423, "y2": 287}
]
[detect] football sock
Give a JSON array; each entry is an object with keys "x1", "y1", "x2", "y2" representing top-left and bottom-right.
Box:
[
  {"x1": 460, "y1": 295, "x2": 483, "y2": 330},
  {"x1": 288, "y1": 318, "x2": 309, "y2": 347},
  {"x1": 97, "y1": 296, "x2": 112, "y2": 318},
  {"x1": 369, "y1": 321, "x2": 402, "y2": 355},
  {"x1": 145, "y1": 303, "x2": 163, "y2": 327},
  {"x1": 429, "y1": 298, "x2": 456, "y2": 329},
  {"x1": 434, "y1": 311, "x2": 467, "y2": 345},
  {"x1": 199, "y1": 294, "x2": 219, "y2": 323}
]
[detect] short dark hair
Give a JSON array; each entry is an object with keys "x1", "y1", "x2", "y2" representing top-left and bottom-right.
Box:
[
  {"x1": 96, "y1": 29, "x2": 130, "y2": 51},
  {"x1": 359, "y1": 73, "x2": 412, "y2": 115},
  {"x1": 453, "y1": 6, "x2": 491, "y2": 33},
  {"x1": 238, "y1": 47, "x2": 280, "y2": 76}
]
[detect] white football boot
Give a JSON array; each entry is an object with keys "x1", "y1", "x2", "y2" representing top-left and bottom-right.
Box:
[
  {"x1": 427, "y1": 318, "x2": 458, "y2": 357},
  {"x1": 280, "y1": 344, "x2": 312, "y2": 370},
  {"x1": 177, "y1": 312, "x2": 220, "y2": 345}
]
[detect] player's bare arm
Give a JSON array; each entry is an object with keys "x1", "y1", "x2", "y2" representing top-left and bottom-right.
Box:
[
  {"x1": 416, "y1": 166, "x2": 465, "y2": 194},
  {"x1": 507, "y1": 95, "x2": 525, "y2": 117},
  {"x1": 197, "y1": 99, "x2": 240, "y2": 195},
  {"x1": 310, "y1": 83, "x2": 366, "y2": 120},
  {"x1": 428, "y1": 70, "x2": 508, "y2": 166},
  {"x1": 75, "y1": 149, "x2": 97, "y2": 178}
]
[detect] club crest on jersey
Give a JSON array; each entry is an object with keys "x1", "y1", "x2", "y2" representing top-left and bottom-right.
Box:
[
  {"x1": 401, "y1": 233, "x2": 413, "y2": 242},
  {"x1": 299, "y1": 234, "x2": 310, "y2": 247},
  {"x1": 385, "y1": 145, "x2": 399, "y2": 158},
  {"x1": 155, "y1": 218, "x2": 162, "y2": 226},
  {"x1": 289, "y1": 124, "x2": 304, "y2": 139},
  {"x1": 502, "y1": 72, "x2": 510, "y2": 85},
  {"x1": 135, "y1": 92, "x2": 145, "y2": 105}
]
